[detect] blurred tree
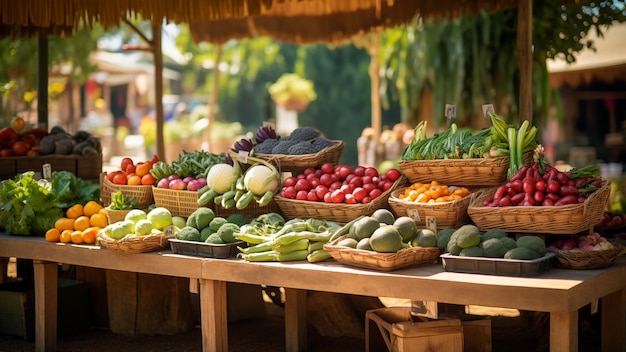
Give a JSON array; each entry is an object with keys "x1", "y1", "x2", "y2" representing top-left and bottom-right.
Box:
[
  {"x1": 380, "y1": 0, "x2": 626, "y2": 128},
  {"x1": 0, "y1": 27, "x2": 102, "y2": 123}
]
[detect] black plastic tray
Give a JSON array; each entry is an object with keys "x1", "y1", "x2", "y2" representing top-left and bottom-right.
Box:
[
  {"x1": 169, "y1": 239, "x2": 244, "y2": 259},
  {"x1": 440, "y1": 252, "x2": 556, "y2": 277}
]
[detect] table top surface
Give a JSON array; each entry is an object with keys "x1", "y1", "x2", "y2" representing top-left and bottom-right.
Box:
[{"x1": 2, "y1": 233, "x2": 625, "y2": 313}]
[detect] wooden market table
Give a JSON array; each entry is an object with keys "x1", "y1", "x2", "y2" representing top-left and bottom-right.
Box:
[{"x1": 1, "y1": 233, "x2": 624, "y2": 352}]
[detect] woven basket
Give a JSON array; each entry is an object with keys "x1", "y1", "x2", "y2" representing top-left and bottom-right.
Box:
[
  {"x1": 398, "y1": 152, "x2": 533, "y2": 187},
  {"x1": 324, "y1": 235, "x2": 441, "y2": 271},
  {"x1": 254, "y1": 140, "x2": 344, "y2": 175},
  {"x1": 100, "y1": 173, "x2": 154, "y2": 209},
  {"x1": 551, "y1": 242, "x2": 623, "y2": 269},
  {"x1": 274, "y1": 176, "x2": 407, "y2": 223},
  {"x1": 388, "y1": 189, "x2": 473, "y2": 229},
  {"x1": 97, "y1": 230, "x2": 174, "y2": 254},
  {"x1": 467, "y1": 180, "x2": 611, "y2": 234},
  {"x1": 152, "y1": 187, "x2": 203, "y2": 218},
  {"x1": 105, "y1": 208, "x2": 131, "y2": 224},
  {"x1": 214, "y1": 199, "x2": 282, "y2": 222}
]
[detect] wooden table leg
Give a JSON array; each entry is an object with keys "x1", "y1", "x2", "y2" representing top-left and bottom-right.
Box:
[
  {"x1": 601, "y1": 288, "x2": 626, "y2": 352},
  {"x1": 0, "y1": 257, "x2": 8, "y2": 283},
  {"x1": 199, "y1": 278, "x2": 228, "y2": 352},
  {"x1": 284, "y1": 288, "x2": 307, "y2": 352},
  {"x1": 550, "y1": 310, "x2": 578, "y2": 352},
  {"x1": 33, "y1": 260, "x2": 58, "y2": 352}
]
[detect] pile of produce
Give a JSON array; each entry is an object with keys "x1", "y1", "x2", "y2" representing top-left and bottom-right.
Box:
[
  {"x1": 174, "y1": 207, "x2": 247, "y2": 244},
  {"x1": 401, "y1": 113, "x2": 537, "y2": 178},
  {"x1": 394, "y1": 181, "x2": 470, "y2": 203},
  {"x1": 105, "y1": 155, "x2": 159, "y2": 186},
  {"x1": 150, "y1": 150, "x2": 225, "y2": 191},
  {"x1": 99, "y1": 207, "x2": 175, "y2": 240},
  {"x1": 46, "y1": 201, "x2": 107, "y2": 244},
  {"x1": 0, "y1": 118, "x2": 104, "y2": 157},
  {"x1": 230, "y1": 125, "x2": 337, "y2": 156},
  {"x1": 481, "y1": 148, "x2": 603, "y2": 207},
  {"x1": 328, "y1": 209, "x2": 438, "y2": 253},
  {"x1": 547, "y1": 233, "x2": 615, "y2": 252},
  {"x1": 440, "y1": 225, "x2": 547, "y2": 260},
  {"x1": 234, "y1": 213, "x2": 339, "y2": 262},
  {"x1": 0, "y1": 171, "x2": 100, "y2": 235},
  {"x1": 198, "y1": 154, "x2": 280, "y2": 210},
  {"x1": 277, "y1": 162, "x2": 402, "y2": 204}
]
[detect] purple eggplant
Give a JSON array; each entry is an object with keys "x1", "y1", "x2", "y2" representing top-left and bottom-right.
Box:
[{"x1": 255, "y1": 126, "x2": 277, "y2": 144}]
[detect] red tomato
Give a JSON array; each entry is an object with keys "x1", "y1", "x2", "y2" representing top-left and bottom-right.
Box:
[
  {"x1": 319, "y1": 173, "x2": 333, "y2": 187},
  {"x1": 296, "y1": 190, "x2": 308, "y2": 200},
  {"x1": 295, "y1": 179, "x2": 311, "y2": 191},
  {"x1": 320, "y1": 163, "x2": 334, "y2": 175},
  {"x1": 282, "y1": 186, "x2": 297, "y2": 199},
  {"x1": 369, "y1": 188, "x2": 383, "y2": 199},
  {"x1": 315, "y1": 185, "x2": 329, "y2": 200},
  {"x1": 344, "y1": 194, "x2": 357, "y2": 204},
  {"x1": 352, "y1": 187, "x2": 367, "y2": 202},
  {"x1": 364, "y1": 167, "x2": 379, "y2": 178},
  {"x1": 0, "y1": 148, "x2": 14, "y2": 157},
  {"x1": 385, "y1": 168, "x2": 402, "y2": 182},
  {"x1": 11, "y1": 140, "x2": 30, "y2": 156},
  {"x1": 150, "y1": 154, "x2": 160, "y2": 164},
  {"x1": 113, "y1": 173, "x2": 127, "y2": 185},
  {"x1": 120, "y1": 157, "x2": 134, "y2": 172},
  {"x1": 330, "y1": 189, "x2": 345, "y2": 203},
  {"x1": 353, "y1": 166, "x2": 366, "y2": 177},
  {"x1": 306, "y1": 191, "x2": 319, "y2": 202},
  {"x1": 336, "y1": 165, "x2": 352, "y2": 180}
]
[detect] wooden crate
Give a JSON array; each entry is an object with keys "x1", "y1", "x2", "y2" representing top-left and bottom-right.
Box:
[
  {"x1": 0, "y1": 158, "x2": 17, "y2": 180},
  {"x1": 366, "y1": 307, "x2": 464, "y2": 352},
  {"x1": 76, "y1": 154, "x2": 103, "y2": 180},
  {"x1": 0, "y1": 279, "x2": 92, "y2": 340}
]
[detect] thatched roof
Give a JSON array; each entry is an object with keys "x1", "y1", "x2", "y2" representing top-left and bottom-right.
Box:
[{"x1": 0, "y1": 0, "x2": 534, "y2": 40}]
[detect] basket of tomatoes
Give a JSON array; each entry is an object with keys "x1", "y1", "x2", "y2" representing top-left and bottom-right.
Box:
[
  {"x1": 100, "y1": 156, "x2": 158, "y2": 209},
  {"x1": 273, "y1": 163, "x2": 406, "y2": 224}
]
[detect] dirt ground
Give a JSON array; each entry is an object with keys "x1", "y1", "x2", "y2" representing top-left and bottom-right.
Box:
[{"x1": 0, "y1": 260, "x2": 602, "y2": 352}]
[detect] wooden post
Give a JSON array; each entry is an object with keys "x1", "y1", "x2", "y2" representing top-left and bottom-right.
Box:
[
  {"x1": 204, "y1": 44, "x2": 222, "y2": 152},
  {"x1": 517, "y1": 0, "x2": 533, "y2": 124},
  {"x1": 33, "y1": 260, "x2": 58, "y2": 352},
  {"x1": 369, "y1": 31, "x2": 381, "y2": 143},
  {"x1": 152, "y1": 23, "x2": 165, "y2": 161}
]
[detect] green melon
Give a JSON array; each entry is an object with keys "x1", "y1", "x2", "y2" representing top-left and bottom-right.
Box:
[
  {"x1": 352, "y1": 216, "x2": 381, "y2": 240},
  {"x1": 369, "y1": 226, "x2": 403, "y2": 253},
  {"x1": 411, "y1": 229, "x2": 437, "y2": 248},
  {"x1": 371, "y1": 209, "x2": 395, "y2": 225},
  {"x1": 356, "y1": 238, "x2": 373, "y2": 251},
  {"x1": 393, "y1": 216, "x2": 418, "y2": 242},
  {"x1": 337, "y1": 237, "x2": 359, "y2": 249}
]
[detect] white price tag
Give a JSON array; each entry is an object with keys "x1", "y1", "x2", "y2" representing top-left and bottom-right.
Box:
[
  {"x1": 237, "y1": 150, "x2": 249, "y2": 164},
  {"x1": 407, "y1": 209, "x2": 421, "y2": 222},
  {"x1": 444, "y1": 104, "x2": 456, "y2": 120},
  {"x1": 163, "y1": 225, "x2": 176, "y2": 237},
  {"x1": 425, "y1": 216, "x2": 437, "y2": 234},
  {"x1": 42, "y1": 163, "x2": 52, "y2": 179},
  {"x1": 482, "y1": 104, "x2": 495, "y2": 119}
]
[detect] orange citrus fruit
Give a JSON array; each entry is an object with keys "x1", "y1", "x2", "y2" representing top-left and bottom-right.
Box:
[
  {"x1": 141, "y1": 173, "x2": 156, "y2": 185},
  {"x1": 83, "y1": 201, "x2": 104, "y2": 217},
  {"x1": 66, "y1": 204, "x2": 84, "y2": 219},
  {"x1": 45, "y1": 228, "x2": 61, "y2": 242},
  {"x1": 60, "y1": 230, "x2": 73, "y2": 243},
  {"x1": 55, "y1": 217, "x2": 75, "y2": 232},
  {"x1": 70, "y1": 230, "x2": 84, "y2": 244},
  {"x1": 127, "y1": 174, "x2": 142, "y2": 185},
  {"x1": 89, "y1": 213, "x2": 108, "y2": 228},
  {"x1": 81, "y1": 227, "x2": 99, "y2": 244},
  {"x1": 74, "y1": 216, "x2": 91, "y2": 232}
]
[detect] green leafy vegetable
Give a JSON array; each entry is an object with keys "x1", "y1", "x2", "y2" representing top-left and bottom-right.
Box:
[{"x1": 108, "y1": 191, "x2": 140, "y2": 210}]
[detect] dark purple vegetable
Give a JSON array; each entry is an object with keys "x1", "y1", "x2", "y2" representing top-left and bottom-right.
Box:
[
  {"x1": 511, "y1": 193, "x2": 525, "y2": 205},
  {"x1": 546, "y1": 180, "x2": 560, "y2": 194},
  {"x1": 558, "y1": 185, "x2": 578, "y2": 197},
  {"x1": 231, "y1": 138, "x2": 254, "y2": 154},
  {"x1": 510, "y1": 166, "x2": 528, "y2": 182},
  {"x1": 255, "y1": 126, "x2": 277, "y2": 144},
  {"x1": 555, "y1": 195, "x2": 578, "y2": 206},
  {"x1": 498, "y1": 195, "x2": 512, "y2": 207},
  {"x1": 510, "y1": 179, "x2": 523, "y2": 193}
]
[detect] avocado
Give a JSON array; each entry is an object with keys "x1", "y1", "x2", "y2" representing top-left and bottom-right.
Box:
[
  {"x1": 504, "y1": 247, "x2": 541, "y2": 260},
  {"x1": 452, "y1": 224, "x2": 481, "y2": 249},
  {"x1": 481, "y1": 228, "x2": 508, "y2": 241},
  {"x1": 516, "y1": 236, "x2": 547, "y2": 256},
  {"x1": 459, "y1": 246, "x2": 484, "y2": 257},
  {"x1": 412, "y1": 229, "x2": 437, "y2": 248},
  {"x1": 393, "y1": 216, "x2": 418, "y2": 242},
  {"x1": 436, "y1": 228, "x2": 456, "y2": 250},
  {"x1": 371, "y1": 209, "x2": 395, "y2": 225}
]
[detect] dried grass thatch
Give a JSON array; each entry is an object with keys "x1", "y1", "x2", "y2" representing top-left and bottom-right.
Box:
[{"x1": 0, "y1": 0, "x2": 531, "y2": 40}]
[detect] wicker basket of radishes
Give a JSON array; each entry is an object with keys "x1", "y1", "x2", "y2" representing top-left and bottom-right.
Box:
[{"x1": 547, "y1": 233, "x2": 624, "y2": 269}]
